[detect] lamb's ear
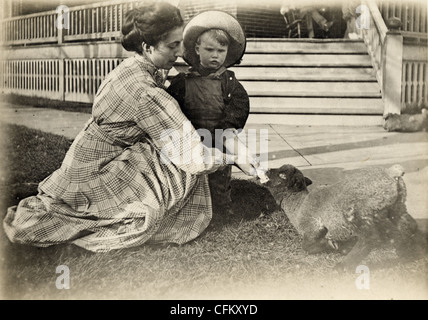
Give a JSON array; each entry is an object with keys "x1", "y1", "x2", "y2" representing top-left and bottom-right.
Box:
[
  {"x1": 279, "y1": 173, "x2": 287, "y2": 180},
  {"x1": 305, "y1": 177, "x2": 313, "y2": 186}
]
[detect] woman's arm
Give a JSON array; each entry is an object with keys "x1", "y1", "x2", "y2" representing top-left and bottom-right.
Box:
[{"x1": 135, "y1": 87, "x2": 237, "y2": 175}]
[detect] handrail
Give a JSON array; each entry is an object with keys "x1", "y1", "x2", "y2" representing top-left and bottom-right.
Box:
[
  {"x1": 366, "y1": 0, "x2": 388, "y2": 44},
  {"x1": 362, "y1": 0, "x2": 404, "y2": 115},
  {"x1": 1, "y1": 9, "x2": 58, "y2": 22},
  {"x1": 0, "y1": 0, "x2": 142, "y2": 45}
]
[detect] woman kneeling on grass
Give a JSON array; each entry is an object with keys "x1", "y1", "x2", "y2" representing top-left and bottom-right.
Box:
[{"x1": 3, "y1": 1, "x2": 258, "y2": 252}]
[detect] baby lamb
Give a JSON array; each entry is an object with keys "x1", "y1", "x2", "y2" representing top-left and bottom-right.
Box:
[{"x1": 263, "y1": 164, "x2": 427, "y2": 271}]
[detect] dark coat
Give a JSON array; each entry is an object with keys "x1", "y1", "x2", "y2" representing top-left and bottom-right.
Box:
[{"x1": 167, "y1": 67, "x2": 250, "y2": 131}]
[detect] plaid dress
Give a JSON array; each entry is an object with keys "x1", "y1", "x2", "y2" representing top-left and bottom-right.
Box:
[{"x1": 3, "y1": 54, "x2": 224, "y2": 252}]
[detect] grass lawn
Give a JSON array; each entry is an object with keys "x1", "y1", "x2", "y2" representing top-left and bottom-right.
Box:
[{"x1": 0, "y1": 124, "x2": 427, "y2": 300}]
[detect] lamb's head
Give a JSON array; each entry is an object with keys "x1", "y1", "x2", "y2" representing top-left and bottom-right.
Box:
[{"x1": 264, "y1": 164, "x2": 312, "y2": 193}]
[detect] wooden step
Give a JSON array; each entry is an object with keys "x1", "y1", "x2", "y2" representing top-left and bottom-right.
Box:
[
  {"x1": 172, "y1": 52, "x2": 373, "y2": 68},
  {"x1": 240, "y1": 53, "x2": 373, "y2": 67},
  {"x1": 246, "y1": 113, "x2": 383, "y2": 127},
  {"x1": 245, "y1": 39, "x2": 368, "y2": 54},
  {"x1": 229, "y1": 67, "x2": 377, "y2": 82},
  {"x1": 248, "y1": 97, "x2": 384, "y2": 115},
  {"x1": 168, "y1": 66, "x2": 377, "y2": 82},
  {"x1": 241, "y1": 81, "x2": 382, "y2": 98}
]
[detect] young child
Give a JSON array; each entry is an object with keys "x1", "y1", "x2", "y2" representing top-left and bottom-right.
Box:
[{"x1": 167, "y1": 11, "x2": 250, "y2": 215}]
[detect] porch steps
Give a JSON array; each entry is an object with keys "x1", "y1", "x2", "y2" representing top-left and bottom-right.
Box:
[{"x1": 170, "y1": 38, "x2": 384, "y2": 126}]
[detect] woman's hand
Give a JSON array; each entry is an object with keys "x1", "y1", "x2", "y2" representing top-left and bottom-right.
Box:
[{"x1": 233, "y1": 155, "x2": 260, "y2": 177}]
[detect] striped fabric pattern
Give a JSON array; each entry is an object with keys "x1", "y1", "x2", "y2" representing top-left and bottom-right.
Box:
[{"x1": 3, "y1": 54, "x2": 225, "y2": 252}]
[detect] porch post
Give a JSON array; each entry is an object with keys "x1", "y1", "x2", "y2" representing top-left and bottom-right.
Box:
[{"x1": 382, "y1": 17, "x2": 403, "y2": 116}]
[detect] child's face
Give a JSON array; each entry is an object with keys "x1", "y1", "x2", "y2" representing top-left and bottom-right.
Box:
[{"x1": 195, "y1": 33, "x2": 228, "y2": 70}]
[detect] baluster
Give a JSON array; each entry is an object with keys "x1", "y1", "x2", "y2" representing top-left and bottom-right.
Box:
[
  {"x1": 56, "y1": 60, "x2": 60, "y2": 93},
  {"x1": 10, "y1": 61, "x2": 15, "y2": 89},
  {"x1": 34, "y1": 61, "x2": 37, "y2": 91},
  {"x1": 53, "y1": 60, "x2": 56, "y2": 91},
  {"x1": 409, "y1": 3, "x2": 415, "y2": 32},
  {"x1": 83, "y1": 9, "x2": 87, "y2": 34},
  {"x1": 403, "y1": 4, "x2": 408, "y2": 32},
  {"x1": 40, "y1": 61, "x2": 43, "y2": 91},
  {"x1": 41, "y1": 15, "x2": 44, "y2": 39},
  {"x1": 11, "y1": 61, "x2": 13, "y2": 89},
  {"x1": 49, "y1": 60, "x2": 53, "y2": 93},
  {"x1": 32, "y1": 61, "x2": 34, "y2": 91},
  {"x1": 411, "y1": 62, "x2": 417, "y2": 104},
  {"x1": 101, "y1": 7, "x2": 105, "y2": 33},
  {"x1": 396, "y1": 2, "x2": 402, "y2": 29},
  {"x1": 418, "y1": 62, "x2": 423, "y2": 105},
  {"x1": 46, "y1": 15, "x2": 50, "y2": 38},
  {"x1": 414, "y1": 3, "x2": 420, "y2": 33},
  {"x1": 17, "y1": 61, "x2": 20, "y2": 90},
  {"x1": 84, "y1": 59, "x2": 88, "y2": 94},
  {"x1": 36, "y1": 16, "x2": 39, "y2": 39},
  {"x1": 71, "y1": 60, "x2": 74, "y2": 94},
  {"x1": 36, "y1": 60, "x2": 39, "y2": 91},
  {"x1": 69, "y1": 60, "x2": 72, "y2": 94},
  {"x1": 74, "y1": 60, "x2": 78, "y2": 95},
  {"x1": 97, "y1": 7, "x2": 100, "y2": 33},
  {"x1": 21, "y1": 61, "x2": 23, "y2": 90},
  {"x1": 406, "y1": 62, "x2": 411, "y2": 105},
  {"x1": 65, "y1": 60, "x2": 69, "y2": 94},
  {"x1": 420, "y1": 2, "x2": 427, "y2": 33},
  {"x1": 119, "y1": 4, "x2": 123, "y2": 34},
  {"x1": 20, "y1": 61, "x2": 23, "y2": 91},
  {"x1": 384, "y1": 0, "x2": 389, "y2": 20},
  {"x1": 109, "y1": 5, "x2": 113, "y2": 33},
  {"x1": 71, "y1": 11, "x2": 75, "y2": 36}
]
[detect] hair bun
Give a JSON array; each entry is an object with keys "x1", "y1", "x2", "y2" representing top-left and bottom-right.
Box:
[
  {"x1": 121, "y1": 8, "x2": 144, "y2": 53},
  {"x1": 121, "y1": 2, "x2": 183, "y2": 53}
]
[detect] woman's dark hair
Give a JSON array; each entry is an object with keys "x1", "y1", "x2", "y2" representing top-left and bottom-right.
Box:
[{"x1": 121, "y1": 1, "x2": 184, "y2": 53}]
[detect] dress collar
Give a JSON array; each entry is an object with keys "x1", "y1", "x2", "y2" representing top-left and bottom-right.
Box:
[
  {"x1": 134, "y1": 53, "x2": 166, "y2": 88},
  {"x1": 188, "y1": 65, "x2": 227, "y2": 79}
]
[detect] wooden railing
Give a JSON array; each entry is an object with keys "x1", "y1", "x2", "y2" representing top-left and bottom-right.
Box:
[
  {"x1": 0, "y1": 0, "x2": 143, "y2": 45},
  {"x1": 0, "y1": 58, "x2": 124, "y2": 103},
  {"x1": 64, "y1": 58, "x2": 123, "y2": 102},
  {"x1": 402, "y1": 54, "x2": 428, "y2": 107},
  {"x1": 362, "y1": 0, "x2": 427, "y2": 114},
  {"x1": 63, "y1": 0, "x2": 144, "y2": 43},
  {"x1": 377, "y1": 0, "x2": 427, "y2": 34},
  {"x1": 1, "y1": 59, "x2": 62, "y2": 99},
  {"x1": 1, "y1": 0, "x2": 427, "y2": 113},
  {"x1": 1, "y1": 10, "x2": 59, "y2": 45}
]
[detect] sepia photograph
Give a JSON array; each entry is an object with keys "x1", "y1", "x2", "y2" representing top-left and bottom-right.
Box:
[{"x1": 0, "y1": 0, "x2": 427, "y2": 303}]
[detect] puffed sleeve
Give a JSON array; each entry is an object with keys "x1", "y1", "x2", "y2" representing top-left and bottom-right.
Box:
[{"x1": 133, "y1": 87, "x2": 233, "y2": 175}]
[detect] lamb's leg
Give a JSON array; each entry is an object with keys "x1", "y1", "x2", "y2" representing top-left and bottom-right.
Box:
[
  {"x1": 392, "y1": 208, "x2": 425, "y2": 260},
  {"x1": 302, "y1": 227, "x2": 335, "y2": 254},
  {"x1": 334, "y1": 236, "x2": 373, "y2": 272}
]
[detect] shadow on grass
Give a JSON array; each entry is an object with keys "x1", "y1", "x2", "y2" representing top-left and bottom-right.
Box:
[{"x1": 207, "y1": 178, "x2": 280, "y2": 231}]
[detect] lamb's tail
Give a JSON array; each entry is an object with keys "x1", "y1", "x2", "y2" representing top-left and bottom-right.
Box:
[{"x1": 387, "y1": 164, "x2": 405, "y2": 178}]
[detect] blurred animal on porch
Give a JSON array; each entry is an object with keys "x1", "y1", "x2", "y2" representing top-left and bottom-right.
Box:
[{"x1": 384, "y1": 109, "x2": 428, "y2": 132}]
